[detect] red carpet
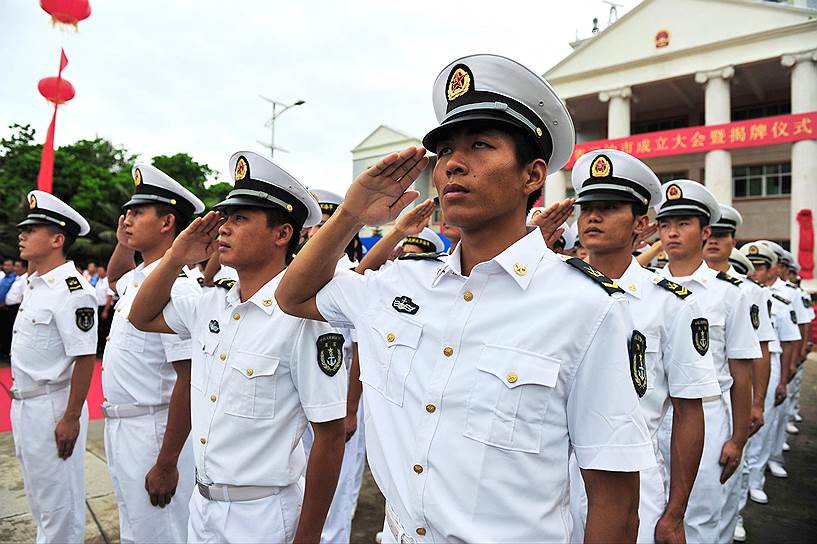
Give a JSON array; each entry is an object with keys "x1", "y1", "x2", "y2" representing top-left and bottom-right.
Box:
[{"x1": 0, "y1": 360, "x2": 105, "y2": 432}]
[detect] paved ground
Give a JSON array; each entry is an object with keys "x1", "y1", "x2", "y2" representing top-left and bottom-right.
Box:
[{"x1": 2, "y1": 359, "x2": 815, "y2": 543}]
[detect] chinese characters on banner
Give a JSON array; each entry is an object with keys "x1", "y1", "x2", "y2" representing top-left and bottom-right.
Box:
[{"x1": 565, "y1": 111, "x2": 817, "y2": 169}]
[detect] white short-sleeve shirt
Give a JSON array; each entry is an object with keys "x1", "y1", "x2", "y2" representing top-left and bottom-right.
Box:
[
  {"x1": 729, "y1": 267, "x2": 776, "y2": 344},
  {"x1": 315, "y1": 229, "x2": 654, "y2": 543},
  {"x1": 11, "y1": 261, "x2": 98, "y2": 388},
  {"x1": 5, "y1": 273, "x2": 27, "y2": 306},
  {"x1": 162, "y1": 270, "x2": 347, "y2": 487},
  {"x1": 102, "y1": 259, "x2": 200, "y2": 406},
  {"x1": 768, "y1": 285, "x2": 802, "y2": 352},
  {"x1": 616, "y1": 259, "x2": 720, "y2": 436},
  {"x1": 775, "y1": 279, "x2": 811, "y2": 325},
  {"x1": 660, "y1": 262, "x2": 761, "y2": 393}
]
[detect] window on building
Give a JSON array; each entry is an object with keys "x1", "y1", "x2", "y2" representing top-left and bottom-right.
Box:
[
  {"x1": 631, "y1": 116, "x2": 689, "y2": 135},
  {"x1": 731, "y1": 101, "x2": 790, "y2": 122},
  {"x1": 733, "y1": 163, "x2": 790, "y2": 198},
  {"x1": 657, "y1": 172, "x2": 687, "y2": 184}
]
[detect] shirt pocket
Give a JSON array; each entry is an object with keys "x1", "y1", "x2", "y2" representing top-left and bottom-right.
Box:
[
  {"x1": 463, "y1": 345, "x2": 560, "y2": 454},
  {"x1": 363, "y1": 310, "x2": 423, "y2": 406},
  {"x1": 114, "y1": 322, "x2": 147, "y2": 353},
  {"x1": 28, "y1": 309, "x2": 55, "y2": 345},
  {"x1": 193, "y1": 337, "x2": 219, "y2": 392},
  {"x1": 645, "y1": 334, "x2": 660, "y2": 392},
  {"x1": 224, "y1": 351, "x2": 280, "y2": 419}
]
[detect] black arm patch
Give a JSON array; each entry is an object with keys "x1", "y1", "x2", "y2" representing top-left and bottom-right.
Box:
[
  {"x1": 804, "y1": 296, "x2": 813, "y2": 309},
  {"x1": 562, "y1": 257, "x2": 623, "y2": 295},
  {"x1": 629, "y1": 330, "x2": 647, "y2": 398},
  {"x1": 716, "y1": 271, "x2": 743, "y2": 287},
  {"x1": 398, "y1": 251, "x2": 445, "y2": 262},
  {"x1": 214, "y1": 278, "x2": 236, "y2": 290},
  {"x1": 771, "y1": 293, "x2": 791, "y2": 305},
  {"x1": 654, "y1": 278, "x2": 691, "y2": 299},
  {"x1": 65, "y1": 276, "x2": 83, "y2": 292},
  {"x1": 317, "y1": 333, "x2": 345, "y2": 377}
]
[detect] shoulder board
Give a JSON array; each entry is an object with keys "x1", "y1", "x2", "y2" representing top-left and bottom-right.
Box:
[
  {"x1": 746, "y1": 277, "x2": 765, "y2": 288},
  {"x1": 561, "y1": 256, "x2": 623, "y2": 296},
  {"x1": 65, "y1": 276, "x2": 83, "y2": 293},
  {"x1": 786, "y1": 281, "x2": 798, "y2": 289},
  {"x1": 804, "y1": 296, "x2": 813, "y2": 309},
  {"x1": 716, "y1": 271, "x2": 742, "y2": 287},
  {"x1": 653, "y1": 277, "x2": 691, "y2": 299},
  {"x1": 771, "y1": 293, "x2": 791, "y2": 305},
  {"x1": 214, "y1": 278, "x2": 236, "y2": 290},
  {"x1": 398, "y1": 251, "x2": 444, "y2": 262},
  {"x1": 196, "y1": 277, "x2": 205, "y2": 286},
  {"x1": 178, "y1": 269, "x2": 188, "y2": 278}
]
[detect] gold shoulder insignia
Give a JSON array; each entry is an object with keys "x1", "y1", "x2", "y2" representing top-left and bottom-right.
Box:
[
  {"x1": 562, "y1": 256, "x2": 623, "y2": 296},
  {"x1": 716, "y1": 271, "x2": 742, "y2": 287},
  {"x1": 654, "y1": 277, "x2": 691, "y2": 299},
  {"x1": 771, "y1": 293, "x2": 791, "y2": 305},
  {"x1": 214, "y1": 278, "x2": 236, "y2": 290},
  {"x1": 65, "y1": 276, "x2": 83, "y2": 293},
  {"x1": 746, "y1": 277, "x2": 765, "y2": 288}
]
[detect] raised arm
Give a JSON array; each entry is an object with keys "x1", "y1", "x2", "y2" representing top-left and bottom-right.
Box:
[
  {"x1": 129, "y1": 212, "x2": 224, "y2": 333},
  {"x1": 356, "y1": 198, "x2": 435, "y2": 274},
  {"x1": 277, "y1": 147, "x2": 428, "y2": 320},
  {"x1": 527, "y1": 198, "x2": 575, "y2": 250}
]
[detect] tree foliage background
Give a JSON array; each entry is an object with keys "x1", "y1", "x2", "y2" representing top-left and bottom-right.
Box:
[{"x1": 0, "y1": 123, "x2": 232, "y2": 264}]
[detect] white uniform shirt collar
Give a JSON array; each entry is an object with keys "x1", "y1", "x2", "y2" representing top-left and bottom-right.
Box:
[
  {"x1": 660, "y1": 260, "x2": 712, "y2": 289},
  {"x1": 224, "y1": 269, "x2": 282, "y2": 315},
  {"x1": 133, "y1": 258, "x2": 162, "y2": 282},
  {"x1": 616, "y1": 257, "x2": 646, "y2": 299},
  {"x1": 434, "y1": 228, "x2": 546, "y2": 290},
  {"x1": 30, "y1": 260, "x2": 79, "y2": 289}
]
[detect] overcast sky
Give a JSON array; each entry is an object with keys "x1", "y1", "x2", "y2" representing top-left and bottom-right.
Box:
[{"x1": 1, "y1": 0, "x2": 641, "y2": 194}]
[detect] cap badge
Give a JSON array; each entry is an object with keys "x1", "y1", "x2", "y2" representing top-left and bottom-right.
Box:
[
  {"x1": 666, "y1": 183, "x2": 682, "y2": 200},
  {"x1": 29, "y1": 194, "x2": 37, "y2": 209},
  {"x1": 133, "y1": 168, "x2": 142, "y2": 186},
  {"x1": 536, "y1": 127, "x2": 543, "y2": 137},
  {"x1": 447, "y1": 66, "x2": 471, "y2": 102},
  {"x1": 749, "y1": 245, "x2": 759, "y2": 255},
  {"x1": 235, "y1": 156, "x2": 249, "y2": 181},
  {"x1": 590, "y1": 155, "x2": 612, "y2": 178}
]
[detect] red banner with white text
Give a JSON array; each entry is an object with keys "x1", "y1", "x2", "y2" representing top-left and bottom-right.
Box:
[{"x1": 565, "y1": 111, "x2": 817, "y2": 169}]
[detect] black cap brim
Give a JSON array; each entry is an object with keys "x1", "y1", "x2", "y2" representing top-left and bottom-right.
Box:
[
  {"x1": 213, "y1": 194, "x2": 282, "y2": 211},
  {"x1": 422, "y1": 112, "x2": 536, "y2": 156},
  {"x1": 16, "y1": 217, "x2": 54, "y2": 229},
  {"x1": 574, "y1": 191, "x2": 644, "y2": 205}
]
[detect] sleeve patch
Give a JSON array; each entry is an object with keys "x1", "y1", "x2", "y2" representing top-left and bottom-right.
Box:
[
  {"x1": 715, "y1": 271, "x2": 742, "y2": 287},
  {"x1": 654, "y1": 277, "x2": 691, "y2": 299},
  {"x1": 317, "y1": 333, "x2": 345, "y2": 377},
  {"x1": 750, "y1": 304, "x2": 760, "y2": 330},
  {"x1": 791, "y1": 310, "x2": 798, "y2": 324},
  {"x1": 561, "y1": 256, "x2": 623, "y2": 295},
  {"x1": 629, "y1": 330, "x2": 647, "y2": 398},
  {"x1": 65, "y1": 276, "x2": 83, "y2": 292},
  {"x1": 214, "y1": 278, "x2": 236, "y2": 290},
  {"x1": 691, "y1": 318, "x2": 709, "y2": 356},
  {"x1": 75, "y1": 307, "x2": 95, "y2": 331}
]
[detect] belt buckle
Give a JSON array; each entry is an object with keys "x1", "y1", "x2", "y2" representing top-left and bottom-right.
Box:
[{"x1": 197, "y1": 482, "x2": 211, "y2": 500}]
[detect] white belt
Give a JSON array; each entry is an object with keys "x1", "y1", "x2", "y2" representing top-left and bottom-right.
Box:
[
  {"x1": 8, "y1": 380, "x2": 69, "y2": 400},
  {"x1": 702, "y1": 394, "x2": 723, "y2": 403},
  {"x1": 196, "y1": 477, "x2": 281, "y2": 502},
  {"x1": 101, "y1": 402, "x2": 168, "y2": 418},
  {"x1": 385, "y1": 501, "x2": 417, "y2": 544}
]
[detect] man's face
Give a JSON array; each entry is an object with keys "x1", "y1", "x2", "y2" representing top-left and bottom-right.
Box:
[
  {"x1": 657, "y1": 215, "x2": 710, "y2": 262},
  {"x1": 13, "y1": 261, "x2": 25, "y2": 275},
  {"x1": 18, "y1": 225, "x2": 60, "y2": 261},
  {"x1": 401, "y1": 243, "x2": 426, "y2": 255},
  {"x1": 749, "y1": 263, "x2": 771, "y2": 283},
  {"x1": 1, "y1": 260, "x2": 13, "y2": 274},
  {"x1": 432, "y1": 126, "x2": 543, "y2": 231},
  {"x1": 578, "y1": 201, "x2": 644, "y2": 255},
  {"x1": 87, "y1": 262, "x2": 97, "y2": 275},
  {"x1": 217, "y1": 208, "x2": 290, "y2": 270},
  {"x1": 122, "y1": 205, "x2": 170, "y2": 251},
  {"x1": 97, "y1": 267, "x2": 107, "y2": 279},
  {"x1": 703, "y1": 230, "x2": 734, "y2": 262},
  {"x1": 308, "y1": 212, "x2": 331, "y2": 239}
]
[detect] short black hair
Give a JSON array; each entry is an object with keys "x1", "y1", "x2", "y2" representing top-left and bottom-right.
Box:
[
  {"x1": 264, "y1": 208, "x2": 302, "y2": 264},
  {"x1": 45, "y1": 225, "x2": 76, "y2": 256},
  {"x1": 151, "y1": 203, "x2": 189, "y2": 237}
]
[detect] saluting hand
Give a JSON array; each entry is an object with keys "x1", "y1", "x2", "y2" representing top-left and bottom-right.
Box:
[
  {"x1": 394, "y1": 198, "x2": 435, "y2": 237},
  {"x1": 528, "y1": 198, "x2": 575, "y2": 250},
  {"x1": 54, "y1": 416, "x2": 80, "y2": 460},
  {"x1": 115, "y1": 215, "x2": 133, "y2": 249},
  {"x1": 145, "y1": 461, "x2": 178, "y2": 508},
  {"x1": 342, "y1": 147, "x2": 429, "y2": 226},
  {"x1": 634, "y1": 220, "x2": 658, "y2": 251},
  {"x1": 168, "y1": 211, "x2": 225, "y2": 265}
]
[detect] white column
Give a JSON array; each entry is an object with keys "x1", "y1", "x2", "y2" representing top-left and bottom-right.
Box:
[
  {"x1": 598, "y1": 86, "x2": 632, "y2": 139},
  {"x1": 782, "y1": 49, "x2": 817, "y2": 266},
  {"x1": 544, "y1": 170, "x2": 567, "y2": 206},
  {"x1": 695, "y1": 66, "x2": 735, "y2": 204}
]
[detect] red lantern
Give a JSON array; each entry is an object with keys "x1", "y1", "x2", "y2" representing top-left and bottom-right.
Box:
[
  {"x1": 38, "y1": 77, "x2": 76, "y2": 105},
  {"x1": 40, "y1": 0, "x2": 91, "y2": 28}
]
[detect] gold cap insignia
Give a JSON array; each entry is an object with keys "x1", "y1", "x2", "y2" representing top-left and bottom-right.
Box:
[
  {"x1": 749, "y1": 245, "x2": 759, "y2": 255},
  {"x1": 590, "y1": 155, "x2": 612, "y2": 178},
  {"x1": 536, "y1": 127, "x2": 543, "y2": 137},
  {"x1": 29, "y1": 194, "x2": 37, "y2": 209},
  {"x1": 235, "y1": 156, "x2": 249, "y2": 181},
  {"x1": 447, "y1": 66, "x2": 471, "y2": 102},
  {"x1": 666, "y1": 184, "x2": 682, "y2": 200},
  {"x1": 133, "y1": 168, "x2": 142, "y2": 186}
]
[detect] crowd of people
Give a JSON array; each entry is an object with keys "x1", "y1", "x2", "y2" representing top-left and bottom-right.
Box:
[{"x1": 5, "y1": 53, "x2": 815, "y2": 544}]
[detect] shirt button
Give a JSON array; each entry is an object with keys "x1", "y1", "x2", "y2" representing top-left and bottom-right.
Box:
[
  {"x1": 200, "y1": 437, "x2": 206, "y2": 445},
  {"x1": 425, "y1": 404, "x2": 436, "y2": 413},
  {"x1": 416, "y1": 528, "x2": 427, "y2": 536},
  {"x1": 463, "y1": 291, "x2": 474, "y2": 302},
  {"x1": 413, "y1": 464, "x2": 423, "y2": 474},
  {"x1": 246, "y1": 368, "x2": 254, "y2": 376},
  {"x1": 219, "y1": 353, "x2": 227, "y2": 361},
  {"x1": 210, "y1": 394, "x2": 217, "y2": 402},
  {"x1": 31, "y1": 319, "x2": 36, "y2": 324},
  {"x1": 506, "y1": 372, "x2": 518, "y2": 384},
  {"x1": 106, "y1": 335, "x2": 110, "y2": 342},
  {"x1": 443, "y1": 346, "x2": 454, "y2": 357},
  {"x1": 232, "y1": 313, "x2": 241, "y2": 320},
  {"x1": 133, "y1": 282, "x2": 139, "y2": 288},
  {"x1": 386, "y1": 333, "x2": 395, "y2": 343}
]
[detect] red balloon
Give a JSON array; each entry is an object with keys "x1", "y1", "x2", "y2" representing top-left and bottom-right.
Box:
[
  {"x1": 38, "y1": 77, "x2": 76, "y2": 105},
  {"x1": 40, "y1": 0, "x2": 91, "y2": 26}
]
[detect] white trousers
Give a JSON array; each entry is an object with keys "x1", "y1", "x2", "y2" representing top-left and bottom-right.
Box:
[
  {"x1": 11, "y1": 389, "x2": 88, "y2": 544},
  {"x1": 104, "y1": 411, "x2": 195, "y2": 543},
  {"x1": 187, "y1": 481, "x2": 303, "y2": 544},
  {"x1": 769, "y1": 380, "x2": 796, "y2": 466},
  {"x1": 302, "y1": 402, "x2": 366, "y2": 544},
  {"x1": 746, "y1": 352, "x2": 781, "y2": 493},
  {"x1": 659, "y1": 392, "x2": 731, "y2": 544}
]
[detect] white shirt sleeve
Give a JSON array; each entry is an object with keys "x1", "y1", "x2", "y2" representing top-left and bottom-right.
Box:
[
  {"x1": 664, "y1": 295, "x2": 720, "y2": 399},
  {"x1": 726, "y1": 288, "x2": 762, "y2": 360},
  {"x1": 289, "y1": 318, "x2": 348, "y2": 423},
  {"x1": 5, "y1": 276, "x2": 25, "y2": 305},
  {"x1": 568, "y1": 297, "x2": 655, "y2": 472},
  {"x1": 315, "y1": 267, "x2": 378, "y2": 330},
  {"x1": 775, "y1": 303, "x2": 802, "y2": 342},
  {"x1": 754, "y1": 288, "x2": 776, "y2": 343},
  {"x1": 163, "y1": 294, "x2": 200, "y2": 338},
  {"x1": 55, "y1": 291, "x2": 98, "y2": 357}
]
